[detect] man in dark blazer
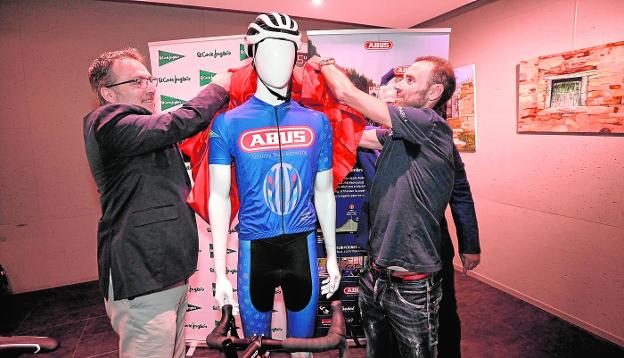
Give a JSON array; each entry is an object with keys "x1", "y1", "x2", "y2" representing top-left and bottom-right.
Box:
[{"x1": 83, "y1": 48, "x2": 230, "y2": 358}]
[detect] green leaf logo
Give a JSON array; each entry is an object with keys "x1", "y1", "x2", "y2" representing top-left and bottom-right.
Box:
[
  {"x1": 200, "y1": 70, "x2": 216, "y2": 87},
  {"x1": 159, "y1": 50, "x2": 185, "y2": 66},
  {"x1": 160, "y1": 95, "x2": 186, "y2": 110}
]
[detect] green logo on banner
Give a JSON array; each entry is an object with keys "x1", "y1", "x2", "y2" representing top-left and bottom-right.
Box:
[
  {"x1": 160, "y1": 95, "x2": 186, "y2": 110},
  {"x1": 240, "y1": 44, "x2": 249, "y2": 60},
  {"x1": 200, "y1": 70, "x2": 216, "y2": 86},
  {"x1": 159, "y1": 50, "x2": 185, "y2": 66}
]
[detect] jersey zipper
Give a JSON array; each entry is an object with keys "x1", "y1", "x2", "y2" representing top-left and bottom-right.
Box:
[{"x1": 274, "y1": 106, "x2": 286, "y2": 234}]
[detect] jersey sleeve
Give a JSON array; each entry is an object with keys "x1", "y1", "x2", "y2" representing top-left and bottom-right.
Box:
[
  {"x1": 317, "y1": 114, "x2": 333, "y2": 172},
  {"x1": 208, "y1": 113, "x2": 232, "y2": 165},
  {"x1": 387, "y1": 104, "x2": 437, "y2": 145}
]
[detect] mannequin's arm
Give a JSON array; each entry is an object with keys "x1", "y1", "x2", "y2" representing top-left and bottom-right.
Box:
[
  {"x1": 208, "y1": 164, "x2": 238, "y2": 314},
  {"x1": 315, "y1": 169, "x2": 341, "y2": 298}
]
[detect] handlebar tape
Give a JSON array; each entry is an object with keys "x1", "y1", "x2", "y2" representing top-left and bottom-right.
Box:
[{"x1": 0, "y1": 336, "x2": 60, "y2": 353}]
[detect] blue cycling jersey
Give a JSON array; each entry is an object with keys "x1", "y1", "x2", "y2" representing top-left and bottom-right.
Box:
[{"x1": 209, "y1": 96, "x2": 333, "y2": 240}]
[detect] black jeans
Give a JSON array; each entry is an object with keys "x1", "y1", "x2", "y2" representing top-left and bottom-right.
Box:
[{"x1": 359, "y1": 267, "x2": 442, "y2": 358}]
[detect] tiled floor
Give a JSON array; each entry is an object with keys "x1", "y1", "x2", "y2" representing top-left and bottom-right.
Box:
[{"x1": 1, "y1": 273, "x2": 622, "y2": 357}]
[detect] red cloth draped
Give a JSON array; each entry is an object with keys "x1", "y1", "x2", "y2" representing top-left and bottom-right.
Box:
[{"x1": 180, "y1": 63, "x2": 366, "y2": 224}]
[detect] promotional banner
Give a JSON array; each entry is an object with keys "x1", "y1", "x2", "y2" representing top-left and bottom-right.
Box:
[
  {"x1": 148, "y1": 35, "x2": 274, "y2": 346},
  {"x1": 307, "y1": 29, "x2": 450, "y2": 100}
]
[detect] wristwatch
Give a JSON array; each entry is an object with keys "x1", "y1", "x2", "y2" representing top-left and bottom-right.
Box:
[{"x1": 319, "y1": 57, "x2": 335, "y2": 67}]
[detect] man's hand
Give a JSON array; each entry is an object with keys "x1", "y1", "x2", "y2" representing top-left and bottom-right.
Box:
[
  {"x1": 306, "y1": 55, "x2": 322, "y2": 72},
  {"x1": 211, "y1": 71, "x2": 233, "y2": 92},
  {"x1": 214, "y1": 275, "x2": 238, "y2": 315},
  {"x1": 320, "y1": 257, "x2": 341, "y2": 299},
  {"x1": 460, "y1": 253, "x2": 480, "y2": 274}
]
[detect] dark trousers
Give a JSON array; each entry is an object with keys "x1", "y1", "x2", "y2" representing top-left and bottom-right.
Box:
[
  {"x1": 437, "y1": 259, "x2": 462, "y2": 357},
  {"x1": 359, "y1": 268, "x2": 442, "y2": 358}
]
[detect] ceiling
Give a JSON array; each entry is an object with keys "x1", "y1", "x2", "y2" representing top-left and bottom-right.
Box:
[{"x1": 128, "y1": 0, "x2": 476, "y2": 28}]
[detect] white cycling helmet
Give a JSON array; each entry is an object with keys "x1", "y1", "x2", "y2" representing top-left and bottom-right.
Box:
[{"x1": 245, "y1": 12, "x2": 302, "y2": 58}]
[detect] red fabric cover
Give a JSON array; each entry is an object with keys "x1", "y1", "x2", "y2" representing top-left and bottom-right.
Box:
[{"x1": 180, "y1": 63, "x2": 366, "y2": 224}]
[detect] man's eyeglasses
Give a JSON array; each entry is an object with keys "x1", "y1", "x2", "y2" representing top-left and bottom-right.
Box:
[{"x1": 105, "y1": 77, "x2": 158, "y2": 89}]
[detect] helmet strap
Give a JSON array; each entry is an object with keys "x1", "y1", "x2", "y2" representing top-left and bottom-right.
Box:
[{"x1": 251, "y1": 41, "x2": 298, "y2": 102}]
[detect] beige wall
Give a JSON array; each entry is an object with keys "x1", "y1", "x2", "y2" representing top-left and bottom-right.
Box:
[
  {"x1": 422, "y1": 0, "x2": 624, "y2": 345},
  {"x1": 0, "y1": 0, "x2": 364, "y2": 293}
]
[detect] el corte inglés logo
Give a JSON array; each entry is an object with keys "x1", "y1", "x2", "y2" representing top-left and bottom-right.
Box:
[
  {"x1": 240, "y1": 44, "x2": 250, "y2": 60},
  {"x1": 364, "y1": 40, "x2": 393, "y2": 50},
  {"x1": 200, "y1": 70, "x2": 216, "y2": 86},
  {"x1": 160, "y1": 95, "x2": 186, "y2": 110},
  {"x1": 158, "y1": 75, "x2": 191, "y2": 85},
  {"x1": 197, "y1": 49, "x2": 232, "y2": 59},
  {"x1": 185, "y1": 323, "x2": 208, "y2": 330},
  {"x1": 158, "y1": 50, "x2": 185, "y2": 66}
]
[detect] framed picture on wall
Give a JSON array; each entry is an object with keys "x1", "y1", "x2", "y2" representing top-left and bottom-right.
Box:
[
  {"x1": 447, "y1": 64, "x2": 477, "y2": 152},
  {"x1": 517, "y1": 40, "x2": 624, "y2": 135}
]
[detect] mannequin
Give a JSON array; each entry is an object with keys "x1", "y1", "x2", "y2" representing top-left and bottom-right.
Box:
[{"x1": 208, "y1": 12, "x2": 341, "y2": 339}]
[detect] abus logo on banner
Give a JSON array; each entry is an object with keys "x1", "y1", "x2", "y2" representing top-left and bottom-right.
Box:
[
  {"x1": 239, "y1": 126, "x2": 314, "y2": 152},
  {"x1": 364, "y1": 40, "x2": 393, "y2": 50},
  {"x1": 344, "y1": 286, "x2": 359, "y2": 295},
  {"x1": 159, "y1": 50, "x2": 185, "y2": 66}
]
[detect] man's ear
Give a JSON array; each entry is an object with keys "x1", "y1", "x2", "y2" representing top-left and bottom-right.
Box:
[
  {"x1": 428, "y1": 83, "x2": 444, "y2": 102},
  {"x1": 100, "y1": 86, "x2": 116, "y2": 104}
]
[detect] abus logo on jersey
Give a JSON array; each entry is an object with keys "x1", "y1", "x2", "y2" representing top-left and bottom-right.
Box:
[
  {"x1": 239, "y1": 126, "x2": 314, "y2": 153},
  {"x1": 263, "y1": 163, "x2": 302, "y2": 215},
  {"x1": 364, "y1": 40, "x2": 393, "y2": 50}
]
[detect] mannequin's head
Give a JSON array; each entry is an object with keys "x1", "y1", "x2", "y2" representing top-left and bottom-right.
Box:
[
  {"x1": 245, "y1": 13, "x2": 301, "y2": 99},
  {"x1": 254, "y1": 38, "x2": 296, "y2": 89}
]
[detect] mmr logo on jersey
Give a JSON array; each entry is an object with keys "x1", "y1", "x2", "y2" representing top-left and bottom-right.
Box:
[{"x1": 239, "y1": 126, "x2": 314, "y2": 152}]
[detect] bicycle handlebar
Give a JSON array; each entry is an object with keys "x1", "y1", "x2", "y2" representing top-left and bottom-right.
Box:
[
  {"x1": 206, "y1": 300, "x2": 347, "y2": 355},
  {"x1": 0, "y1": 336, "x2": 60, "y2": 354},
  {"x1": 281, "y1": 300, "x2": 346, "y2": 352}
]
